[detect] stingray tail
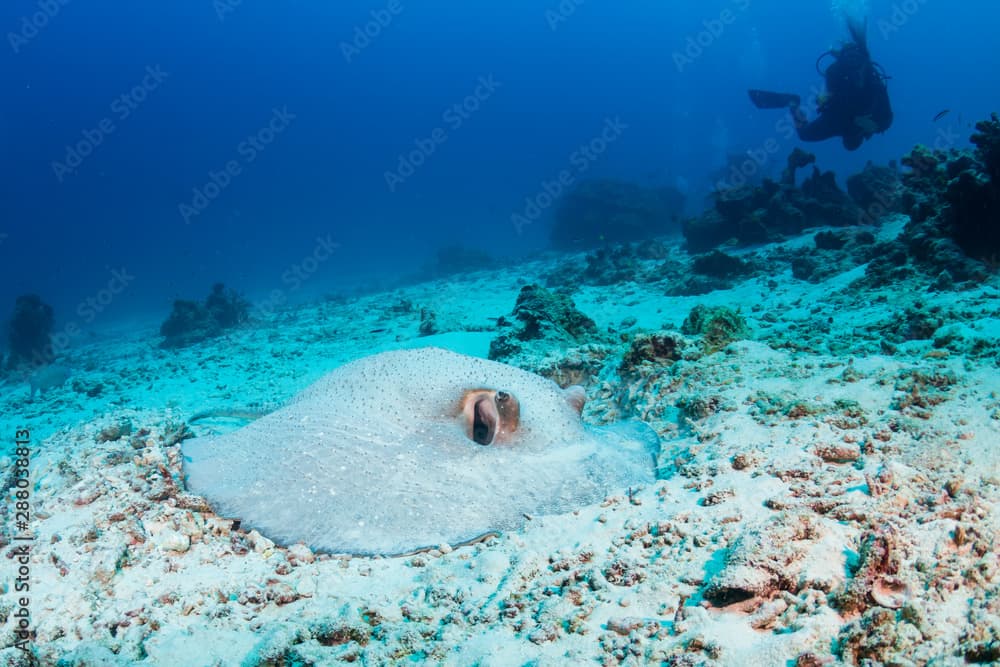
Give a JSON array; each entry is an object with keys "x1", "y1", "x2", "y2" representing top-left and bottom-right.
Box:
[{"x1": 189, "y1": 406, "x2": 276, "y2": 424}]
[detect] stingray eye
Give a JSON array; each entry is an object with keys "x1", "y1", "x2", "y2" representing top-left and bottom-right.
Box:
[{"x1": 496, "y1": 390, "x2": 510, "y2": 404}]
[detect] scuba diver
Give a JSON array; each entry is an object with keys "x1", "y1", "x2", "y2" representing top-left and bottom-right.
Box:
[{"x1": 748, "y1": 18, "x2": 892, "y2": 151}]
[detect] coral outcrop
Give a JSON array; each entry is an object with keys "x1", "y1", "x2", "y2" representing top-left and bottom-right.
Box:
[
  {"x1": 954, "y1": 113, "x2": 1000, "y2": 259},
  {"x1": 680, "y1": 305, "x2": 749, "y2": 353},
  {"x1": 619, "y1": 331, "x2": 688, "y2": 376},
  {"x1": 703, "y1": 513, "x2": 822, "y2": 607},
  {"x1": 160, "y1": 283, "x2": 249, "y2": 349},
  {"x1": 862, "y1": 114, "x2": 1000, "y2": 288},
  {"x1": 683, "y1": 151, "x2": 861, "y2": 252},
  {"x1": 847, "y1": 160, "x2": 902, "y2": 223},
  {"x1": 781, "y1": 148, "x2": 816, "y2": 185},
  {"x1": 489, "y1": 284, "x2": 598, "y2": 363}
]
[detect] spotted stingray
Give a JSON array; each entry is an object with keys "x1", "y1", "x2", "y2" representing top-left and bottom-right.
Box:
[{"x1": 182, "y1": 347, "x2": 659, "y2": 556}]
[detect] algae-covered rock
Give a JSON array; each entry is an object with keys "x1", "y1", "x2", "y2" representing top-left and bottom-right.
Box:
[
  {"x1": 680, "y1": 305, "x2": 749, "y2": 352},
  {"x1": 489, "y1": 285, "x2": 598, "y2": 362},
  {"x1": 619, "y1": 331, "x2": 687, "y2": 374},
  {"x1": 703, "y1": 514, "x2": 821, "y2": 606}
]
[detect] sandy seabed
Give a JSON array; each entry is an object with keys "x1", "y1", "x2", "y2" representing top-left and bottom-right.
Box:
[{"x1": 1, "y1": 219, "x2": 998, "y2": 666}]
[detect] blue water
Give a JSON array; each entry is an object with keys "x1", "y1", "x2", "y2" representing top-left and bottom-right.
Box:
[{"x1": 2, "y1": 0, "x2": 998, "y2": 332}]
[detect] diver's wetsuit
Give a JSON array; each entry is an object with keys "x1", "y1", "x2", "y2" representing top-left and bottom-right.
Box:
[
  {"x1": 792, "y1": 43, "x2": 893, "y2": 150},
  {"x1": 749, "y1": 20, "x2": 893, "y2": 151}
]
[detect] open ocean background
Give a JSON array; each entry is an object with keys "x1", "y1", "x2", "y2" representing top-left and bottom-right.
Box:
[{"x1": 2, "y1": 0, "x2": 998, "y2": 334}]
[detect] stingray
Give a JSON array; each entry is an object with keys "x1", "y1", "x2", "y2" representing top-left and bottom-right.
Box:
[{"x1": 182, "y1": 347, "x2": 659, "y2": 556}]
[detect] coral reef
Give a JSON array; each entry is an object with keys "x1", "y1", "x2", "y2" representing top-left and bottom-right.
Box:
[
  {"x1": 489, "y1": 284, "x2": 598, "y2": 363},
  {"x1": 159, "y1": 300, "x2": 219, "y2": 349},
  {"x1": 544, "y1": 241, "x2": 677, "y2": 290},
  {"x1": 863, "y1": 114, "x2": 1000, "y2": 288},
  {"x1": 580, "y1": 245, "x2": 643, "y2": 286},
  {"x1": 953, "y1": 113, "x2": 1000, "y2": 259},
  {"x1": 6, "y1": 293, "x2": 55, "y2": 369},
  {"x1": 847, "y1": 160, "x2": 902, "y2": 223},
  {"x1": 781, "y1": 147, "x2": 816, "y2": 185},
  {"x1": 545, "y1": 241, "x2": 755, "y2": 297},
  {"x1": 205, "y1": 283, "x2": 249, "y2": 329},
  {"x1": 540, "y1": 238, "x2": 757, "y2": 297},
  {"x1": 550, "y1": 179, "x2": 684, "y2": 249},
  {"x1": 683, "y1": 151, "x2": 861, "y2": 252},
  {"x1": 159, "y1": 283, "x2": 249, "y2": 349}
]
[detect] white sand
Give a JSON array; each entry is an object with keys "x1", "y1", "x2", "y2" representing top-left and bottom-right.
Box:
[{"x1": 1, "y1": 224, "x2": 998, "y2": 666}]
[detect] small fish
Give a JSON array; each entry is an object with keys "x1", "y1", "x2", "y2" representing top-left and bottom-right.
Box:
[
  {"x1": 933, "y1": 109, "x2": 950, "y2": 122},
  {"x1": 369, "y1": 328, "x2": 387, "y2": 334}
]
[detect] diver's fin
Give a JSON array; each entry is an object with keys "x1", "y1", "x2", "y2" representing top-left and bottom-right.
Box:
[
  {"x1": 846, "y1": 15, "x2": 868, "y2": 50},
  {"x1": 748, "y1": 89, "x2": 801, "y2": 109}
]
